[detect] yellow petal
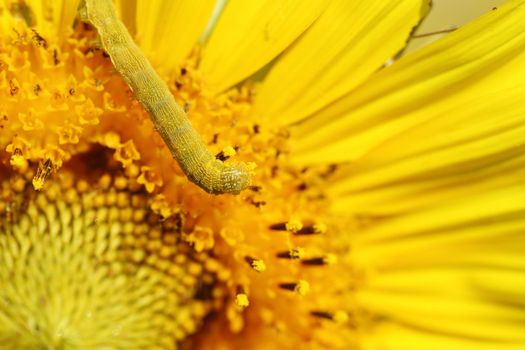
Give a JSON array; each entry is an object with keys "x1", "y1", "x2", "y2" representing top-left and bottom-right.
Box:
[
  {"x1": 352, "y1": 184, "x2": 525, "y2": 246},
  {"x1": 251, "y1": 0, "x2": 429, "y2": 125},
  {"x1": 328, "y1": 88, "x2": 525, "y2": 215},
  {"x1": 366, "y1": 267, "x2": 525, "y2": 298},
  {"x1": 292, "y1": 0, "x2": 525, "y2": 166},
  {"x1": 136, "y1": 0, "x2": 216, "y2": 73},
  {"x1": 199, "y1": 0, "x2": 328, "y2": 93},
  {"x1": 358, "y1": 290, "x2": 525, "y2": 340},
  {"x1": 115, "y1": 0, "x2": 137, "y2": 35},
  {"x1": 25, "y1": 0, "x2": 80, "y2": 39},
  {"x1": 364, "y1": 324, "x2": 525, "y2": 350},
  {"x1": 352, "y1": 184, "x2": 525, "y2": 348}
]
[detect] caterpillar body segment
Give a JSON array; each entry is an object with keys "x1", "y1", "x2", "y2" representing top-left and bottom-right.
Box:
[{"x1": 79, "y1": 0, "x2": 252, "y2": 194}]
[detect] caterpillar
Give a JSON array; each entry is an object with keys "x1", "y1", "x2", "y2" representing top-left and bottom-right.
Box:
[{"x1": 78, "y1": 0, "x2": 252, "y2": 194}]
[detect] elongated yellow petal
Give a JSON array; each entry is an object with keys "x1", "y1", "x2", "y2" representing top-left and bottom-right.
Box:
[
  {"x1": 136, "y1": 0, "x2": 216, "y2": 73},
  {"x1": 115, "y1": 0, "x2": 137, "y2": 35},
  {"x1": 358, "y1": 291, "x2": 525, "y2": 339},
  {"x1": 353, "y1": 184, "x2": 525, "y2": 245},
  {"x1": 251, "y1": 0, "x2": 429, "y2": 125},
  {"x1": 366, "y1": 267, "x2": 525, "y2": 302},
  {"x1": 292, "y1": 0, "x2": 525, "y2": 167},
  {"x1": 199, "y1": 0, "x2": 328, "y2": 93},
  {"x1": 24, "y1": 0, "x2": 80, "y2": 38},
  {"x1": 364, "y1": 323, "x2": 525, "y2": 350},
  {"x1": 330, "y1": 150, "x2": 525, "y2": 216}
]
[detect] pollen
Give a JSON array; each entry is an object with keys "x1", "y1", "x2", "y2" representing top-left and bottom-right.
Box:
[
  {"x1": 235, "y1": 293, "x2": 250, "y2": 308},
  {"x1": 285, "y1": 218, "x2": 304, "y2": 233}
]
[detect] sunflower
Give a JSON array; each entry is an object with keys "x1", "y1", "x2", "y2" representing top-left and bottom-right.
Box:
[{"x1": 1, "y1": 0, "x2": 524, "y2": 349}]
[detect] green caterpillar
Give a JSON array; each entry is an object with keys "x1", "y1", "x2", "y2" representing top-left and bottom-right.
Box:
[{"x1": 78, "y1": 0, "x2": 252, "y2": 194}]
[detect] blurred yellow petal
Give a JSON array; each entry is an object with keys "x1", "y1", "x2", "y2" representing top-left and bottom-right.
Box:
[
  {"x1": 364, "y1": 324, "x2": 525, "y2": 350},
  {"x1": 115, "y1": 0, "x2": 137, "y2": 35},
  {"x1": 292, "y1": 0, "x2": 525, "y2": 166},
  {"x1": 352, "y1": 184, "x2": 525, "y2": 245},
  {"x1": 199, "y1": 0, "x2": 328, "y2": 93},
  {"x1": 329, "y1": 88, "x2": 525, "y2": 215},
  {"x1": 25, "y1": 0, "x2": 80, "y2": 38},
  {"x1": 348, "y1": 184, "x2": 525, "y2": 344},
  {"x1": 251, "y1": 0, "x2": 429, "y2": 125},
  {"x1": 358, "y1": 291, "x2": 525, "y2": 339},
  {"x1": 136, "y1": 0, "x2": 216, "y2": 73}
]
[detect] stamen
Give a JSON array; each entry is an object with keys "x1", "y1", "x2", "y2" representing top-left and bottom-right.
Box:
[
  {"x1": 244, "y1": 256, "x2": 266, "y2": 272},
  {"x1": 295, "y1": 223, "x2": 327, "y2": 235},
  {"x1": 269, "y1": 222, "x2": 287, "y2": 231},
  {"x1": 278, "y1": 280, "x2": 310, "y2": 296},
  {"x1": 32, "y1": 158, "x2": 53, "y2": 190},
  {"x1": 310, "y1": 310, "x2": 349, "y2": 324},
  {"x1": 235, "y1": 286, "x2": 249, "y2": 308},
  {"x1": 301, "y1": 254, "x2": 337, "y2": 266},
  {"x1": 276, "y1": 247, "x2": 305, "y2": 260},
  {"x1": 269, "y1": 221, "x2": 326, "y2": 235},
  {"x1": 285, "y1": 218, "x2": 303, "y2": 233},
  {"x1": 9, "y1": 148, "x2": 28, "y2": 171}
]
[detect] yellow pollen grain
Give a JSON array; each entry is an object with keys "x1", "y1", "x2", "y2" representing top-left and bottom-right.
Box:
[
  {"x1": 290, "y1": 247, "x2": 306, "y2": 259},
  {"x1": 295, "y1": 280, "x2": 310, "y2": 296},
  {"x1": 285, "y1": 218, "x2": 303, "y2": 233},
  {"x1": 222, "y1": 145, "x2": 237, "y2": 157},
  {"x1": 235, "y1": 293, "x2": 250, "y2": 308},
  {"x1": 313, "y1": 223, "x2": 328, "y2": 234},
  {"x1": 323, "y1": 254, "x2": 337, "y2": 265},
  {"x1": 9, "y1": 154, "x2": 27, "y2": 171},
  {"x1": 250, "y1": 259, "x2": 267, "y2": 272},
  {"x1": 333, "y1": 311, "x2": 349, "y2": 324}
]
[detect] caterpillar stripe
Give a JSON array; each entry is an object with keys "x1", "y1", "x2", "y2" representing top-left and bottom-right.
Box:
[{"x1": 78, "y1": 0, "x2": 252, "y2": 194}]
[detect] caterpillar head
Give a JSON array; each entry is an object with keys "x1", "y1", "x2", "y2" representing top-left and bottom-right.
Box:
[{"x1": 218, "y1": 161, "x2": 254, "y2": 195}]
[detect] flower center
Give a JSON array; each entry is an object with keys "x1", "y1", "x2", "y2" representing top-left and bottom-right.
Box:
[
  {"x1": 0, "y1": 170, "x2": 226, "y2": 349},
  {"x1": 0, "y1": 20, "x2": 352, "y2": 349}
]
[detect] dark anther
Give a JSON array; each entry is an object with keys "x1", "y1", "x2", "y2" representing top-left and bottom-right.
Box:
[
  {"x1": 310, "y1": 310, "x2": 350, "y2": 324},
  {"x1": 215, "y1": 151, "x2": 229, "y2": 161},
  {"x1": 68, "y1": 87, "x2": 76, "y2": 96},
  {"x1": 297, "y1": 182, "x2": 308, "y2": 191},
  {"x1": 271, "y1": 165, "x2": 279, "y2": 177},
  {"x1": 9, "y1": 80, "x2": 18, "y2": 96},
  {"x1": 321, "y1": 164, "x2": 338, "y2": 178},
  {"x1": 31, "y1": 29, "x2": 47, "y2": 48},
  {"x1": 249, "y1": 185, "x2": 262, "y2": 192},
  {"x1": 247, "y1": 199, "x2": 266, "y2": 208},
  {"x1": 302, "y1": 257, "x2": 327, "y2": 266},
  {"x1": 53, "y1": 49, "x2": 60, "y2": 65},
  {"x1": 278, "y1": 282, "x2": 297, "y2": 291},
  {"x1": 295, "y1": 225, "x2": 320, "y2": 235},
  {"x1": 33, "y1": 84, "x2": 41, "y2": 96},
  {"x1": 180, "y1": 67, "x2": 187, "y2": 76},
  {"x1": 253, "y1": 124, "x2": 260, "y2": 134},
  {"x1": 269, "y1": 222, "x2": 287, "y2": 231},
  {"x1": 310, "y1": 311, "x2": 334, "y2": 320},
  {"x1": 276, "y1": 249, "x2": 303, "y2": 260}
]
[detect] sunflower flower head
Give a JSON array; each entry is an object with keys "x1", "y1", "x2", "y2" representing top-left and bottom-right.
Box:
[{"x1": 1, "y1": 0, "x2": 525, "y2": 349}]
